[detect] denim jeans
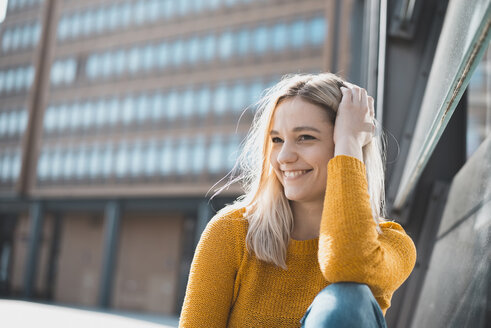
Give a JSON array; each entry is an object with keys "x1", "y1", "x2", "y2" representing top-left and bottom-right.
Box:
[{"x1": 300, "y1": 282, "x2": 387, "y2": 328}]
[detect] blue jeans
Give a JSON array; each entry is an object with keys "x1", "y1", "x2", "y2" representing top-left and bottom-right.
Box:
[{"x1": 300, "y1": 282, "x2": 387, "y2": 328}]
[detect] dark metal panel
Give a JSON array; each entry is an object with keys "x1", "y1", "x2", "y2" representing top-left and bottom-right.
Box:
[{"x1": 23, "y1": 202, "x2": 43, "y2": 298}]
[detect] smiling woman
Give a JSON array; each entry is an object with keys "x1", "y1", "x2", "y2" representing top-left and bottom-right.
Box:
[{"x1": 179, "y1": 73, "x2": 416, "y2": 328}]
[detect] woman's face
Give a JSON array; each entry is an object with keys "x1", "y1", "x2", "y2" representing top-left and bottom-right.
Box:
[{"x1": 269, "y1": 96, "x2": 335, "y2": 205}]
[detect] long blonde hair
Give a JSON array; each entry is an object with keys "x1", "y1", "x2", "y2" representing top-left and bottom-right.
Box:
[{"x1": 216, "y1": 73, "x2": 386, "y2": 269}]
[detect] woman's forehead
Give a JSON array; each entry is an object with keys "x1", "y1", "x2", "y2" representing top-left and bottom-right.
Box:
[{"x1": 272, "y1": 97, "x2": 331, "y2": 127}]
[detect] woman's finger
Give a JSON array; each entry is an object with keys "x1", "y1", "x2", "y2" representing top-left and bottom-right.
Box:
[
  {"x1": 360, "y1": 88, "x2": 368, "y2": 109},
  {"x1": 351, "y1": 86, "x2": 360, "y2": 104},
  {"x1": 340, "y1": 87, "x2": 352, "y2": 104},
  {"x1": 368, "y1": 96, "x2": 375, "y2": 117}
]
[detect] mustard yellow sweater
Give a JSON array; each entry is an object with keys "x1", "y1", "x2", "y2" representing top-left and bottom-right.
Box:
[{"x1": 180, "y1": 156, "x2": 417, "y2": 327}]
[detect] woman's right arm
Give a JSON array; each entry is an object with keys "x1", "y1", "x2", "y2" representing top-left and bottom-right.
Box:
[{"x1": 179, "y1": 213, "x2": 244, "y2": 328}]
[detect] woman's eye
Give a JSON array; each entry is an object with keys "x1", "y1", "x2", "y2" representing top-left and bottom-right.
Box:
[
  {"x1": 271, "y1": 137, "x2": 283, "y2": 143},
  {"x1": 298, "y1": 135, "x2": 315, "y2": 141}
]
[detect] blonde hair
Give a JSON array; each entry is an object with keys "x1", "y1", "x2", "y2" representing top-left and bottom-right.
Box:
[{"x1": 216, "y1": 73, "x2": 386, "y2": 269}]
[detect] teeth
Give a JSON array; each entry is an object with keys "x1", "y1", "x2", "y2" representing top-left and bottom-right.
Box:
[{"x1": 283, "y1": 170, "x2": 308, "y2": 178}]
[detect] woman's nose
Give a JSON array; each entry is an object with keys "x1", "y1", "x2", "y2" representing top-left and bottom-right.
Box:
[{"x1": 277, "y1": 142, "x2": 297, "y2": 164}]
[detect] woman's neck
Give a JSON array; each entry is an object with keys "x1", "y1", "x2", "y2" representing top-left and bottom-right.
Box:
[{"x1": 290, "y1": 200, "x2": 323, "y2": 240}]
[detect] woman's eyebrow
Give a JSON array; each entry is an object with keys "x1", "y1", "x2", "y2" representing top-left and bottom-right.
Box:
[{"x1": 269, "y1": 126, "x2": 321, "y2": 135}]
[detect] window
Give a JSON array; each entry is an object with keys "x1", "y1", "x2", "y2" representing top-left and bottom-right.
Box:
[
  {"x1": 219, "y1": 30, "x2": 234, "y2": 60},
  {"x1": 70, "y1": 12, "x2": 82, "y2": 39},
  {"x1": 108, "y1": 98, "x2": 119, "y2": 125},
  {"x1": 231, "y1": 82, "x2": 247, "y2": 112},
  {"x1": 192, "y1": 136, "x2": 206, "y2": 174},
  {"x1": 108, "y1": 5, "x2": 120, "y2": 30},
  {"x1": 214, "y1": 84, "x2": 228, "y2": 115},
  {"x1": 226, "y1": 134, "x2": 241, "y2": 170},
  {"x1": 136, "y1": 94, "x2": 149, "y2": 122},
  {"x1": 208, "y1": 135, "x2": 223, "y2": 174},
  {"x1": 58, "y1": 105, "x2": 69, "y2": 131},
  {"x1": 187, "y1": 37, "x2": 200, "y2": 63},
  {"x1": 122, "y1": 96, "x2": 135, "y2": 125},
  {"x1": 81, "y1": 101, "x2": 94, "y2": 129},
  {"x1": 95, "y1": 99, "x2": 107, "y2": 127},
  {"x1": 202, "y1": 34, "x2": 216, "y2": 62},
  {"x1": 253, "y1": 26, "x2": 269, "y2": 54},
  {"x1": 114, "y1": 50, "x2": 126, "y2": 75},
  {"x1": 70, "y1": 103, "x2": 82, "y2": 130},
  {"x1": 102, "y1": 144, "x2": 113, "y2": 177},
  {"x1": 182, "y1": 88, "x2": 194, "y2": 118},
  {"x1": 162, "y1": 0, "x2": 175, "y2": 19},
  {"x1": 130, "y1": 142, "x2": 144, "y2": 176},
  {"x1": 63, "y1": 148, "x2": 75, "y2": 179},
  {"x1": 171, "y1": 40, "x2": 185, "y2": 67},
  {"x1": 144, "y1": 140, "x2": 158, "y2": 176},
  {"x1": 249, "y1": 80, "x2": 264, "y2": 104},
  {"x1": 167, "y1": 90, "x2": 179, "y2": 120},
  {"x1": 142, "y1": 44, "x2": 155, "y2": 71},
  {"x1": 0, "y1": 112, "x2": 7, "y2": 136},
  {"x1": 51, "y1": 147, "x2": 62, "y2": 180},
  {"x1": 291, "y1": 20, "x2": 306, "y2": 48},
  {"x1": 175, "y1": 138, "x2": 190, "y2": 175},
  {"x1": 160, "y1": 138, "x2": 174, "y2": 175},
  {"x1": 196, "y1": 86, "x2": 211, "y2": 117},
  {"x1": 272, "y1": 23, "x2": 288, "y2": 52},
  {"x1": 101, "y1": 52, "x2": 113, "y2": 77},
  {"x1": 157, "y1": 43, "x2": 169, "y2": 69},
  {"x1": 309, "y1": 16, "x2": 326, "y2": 46},
  {"x1": 37, "y1": 151, "x2": 49, "y2": 181},
  {"x1": 151, "y1": 93, "x2": 165, "y2": 120},
  {"x1": 115, "y1": 142, "x2": 129, "y2": 178}
]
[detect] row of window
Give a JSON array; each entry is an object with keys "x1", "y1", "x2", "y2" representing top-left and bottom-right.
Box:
[
  {"x1": 0, "y1": 109, "x2": 28, "y2": 137},
  {"x1": 36, "y1": 134, "x2": 243, "y2": 181},
  {"x1": 50, "y1": 58, "x2": 77, "y2": 86},
  {"x1": 7, "y1": 0, "x2": 43, "y2": 12},
  {"x1": 0, "y1": 65, "x2": 35, "y2": 95},
  {"x1": 1, "y1": 22, "x2": 41, "y2": 53},
  {"x1": 44, "y1": 78, "x2": 272, "y2": 133},
  {"x1": 0, "y1": 149, "x2": 21, "y2": 182},
  {"x1": 57, "y1": 0, "x2": 271, "y2": 41},
  {"x1": 54, "y1": 16, "x2": 324, "y2": 84}
]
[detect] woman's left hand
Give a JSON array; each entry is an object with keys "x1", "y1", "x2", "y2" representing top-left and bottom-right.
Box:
[{"x1": 333, "y1": 84, "x2": 375, "y2": 161}]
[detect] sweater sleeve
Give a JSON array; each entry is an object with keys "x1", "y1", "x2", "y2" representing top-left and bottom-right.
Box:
[
  {"x1": 318, "y1": 155, "x2": 417, "y2": 305},
  {"x1": 179, "y1": 211, "x2": 245, "y2": 328}
]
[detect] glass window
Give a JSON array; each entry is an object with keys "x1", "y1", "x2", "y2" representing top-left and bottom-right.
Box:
[
  {"x1": 2, "y1": 30, "x2": 12, "y2": 51},
  {"x1": 309, "y1": 16, "x2": 326, "y2": 46},
  {"x1": 170, "y1": 40, "x2": 185, "y2": 67},
  {"x1": 208, "y1": 135, "x2": 223, "y2": 174},
  {"x1": 291, "y1": 20, "x2": 306, "y2": 48},
  {"x1": 57, "y1": 104, "x2": 68, "y2": 131},
  {"x1": 231, "y1": 82, "x2": 247, "y2": 112},
  {"x1": 0, "y1": 72, "x2": 4, "y2": 92},
  {"x1": 128, "y1": 47, "x2": 142, "y2": 74},
  {"x1": 166, "y1": 90, "x2": 179, "y2": 120},
  {"x1": 249, "y1": 79, "x2": 264, "y2": 105},
  {"x1": 144, "y1": 140, "x2": 158, "y2": 176},
  {"x1": 148, "y1": 0, "x2": 160, "y2": 22},
  {"x1": 122, "y1": 96, "x2": 135, "y2": 125},
  {"x1": 43, "y1": 106, "x2": 54, "y2": 132},
  {"x1": 162, "y1": 0, "x2": 175, "y2": 19},
  {"x1": 64, "y1": 59, "x2": 77, "y2": 84},
  {"x1": 108, "y1": 5, "x2": 120, "y2": 30},
  {"x1": 95, "y1": 8, "x2": 106, "y2": 33},
  {"x1": 253, "y1": 26, "x2": 269, "y2": 54},
  {"x1": 219, "y1": 30, "x2": 234, "y2": 60},
  {"x1": 151, "y1": 93, "x2": 164, "y2": 120},
  {"x1": 272, "y1": 22, "x2": 288, "y2": 52},
  {"x1": 11, "y1": 27, "x2": 20, "y2": 50},
  {"x1": 12, "y1": 151, "x2": 21, "y2": 180},
  {"x1": 121, "y1": 2, "x2": 133, "y2": 27},
  {"x1": 175, "y1": 138, "x2": 189, "y2": 175},
  {"x1": 20, "y1": 25, "x2": 30, "y2": 48},
  {"x1": 70, "y1": 12, "x2": 81, "y2": 38},
  {"x1": 70, "y1": 102, "x2": 82, "y2": 130},
  {"x1": 114, "y1": 50, "x2": 126, "y2": 75},
  {"x1": 51, "y1": 147, "x2": 62, "y2": 180},
  {"x1": 142, "y1": 44, "x2": 155, "y2": 71},
  {"x1": 136, "y1": 94, "x2": 149, "y2": 122},
  {"x1": 32, "y1": 23, "x2": 41, "y2": 45},
  {"x1": 102, "y1": 52, "x2": 113, "y2": 77},
  {"x1": 159, "y1": 138, "x2": 174, "y2": 175},
  {"x1": 75, "y1": 146, "x2": 88, "y2": 179},
  {"x1": 7, "y1": 111, "x2": 17, "y2": 136},
  {"x1": 26, "y1": 66, "x2": 34, "y2": 88},
  {"x1": 108, "y1": 98, "x2": 119, "y2": 125},
  {"x1": 187, "y1": 36, "x2": 200, "y2": 63},
  {"x1": 193, "y1": 0, "x2": 205, "y2": 13},
  {"x1": 81, "y1": 101, "x2": 94, "y2": 129},
  {"x1": 226, "y1": 134, "x2": 241, "y2": 170},
  {"x1": 57, "y1": 17, "x2": 68, "y2": 40},
  {"x1": 157, "y1": 43, "x2": 169, "y2": 69},
  {"x1": 63, "y1": 148, "x2": 75, "y2": 179},
  {"x1": 202, "y1": 34, "x2": 216, "y2": 62},
  {"x1": 182, "y1": 88, "x2": 194, "y2": 118},
  {"x1": 196, "y1": 86, "x2": 211, "y2": 116},
  {"x1": 1, "y1": 153, "x2": 10, "y2": 181},
  {"x1": 208, "y1": 0, "x2": 221, "y2": 10},
  {"x1": 81, "y1": 10, "x2": 94, "y2": 36},
  {"x1": 5, "y1": 69, "x2": 14, "y2": 92},
  {"x1": 102, "y1": 143, "x2": 113, "y2": 177},
  {"x1": 115, "y1": 142, "x2": 129, "y2": 178},
  {"x1": 130, "y1": 142, "x2": 144, "y2": 176},
  {"x1": 95, "y1": 99, "x2": 107, "y2": 127},
  {"x1": 37, "y1": 151, "x2": 49, "y2": 181},
  {"x1": 192, "y1": 135, "x2": 206, "y2": 174},
  {"x1": 135, "y1": 1, "x2": 146, "y2": 25},
  {"x1": 178, "y1": 0, "x2": 191, "y2": 16},
  {"x1": 214, "y1": 84, "x2": 228, "y2": 115},
  {"x1": 19, "y1": 110, "x2": 28, "y2": 134},
  {"x1": 0, "y1": 112, "x2": 6, "y2": 136}
]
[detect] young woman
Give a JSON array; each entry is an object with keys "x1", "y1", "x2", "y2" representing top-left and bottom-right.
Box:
[{"x1": 179, "y1": 73, "x2": 417, "y2": 327}]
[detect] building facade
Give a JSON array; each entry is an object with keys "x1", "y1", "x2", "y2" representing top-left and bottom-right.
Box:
[{"x1": 0, "y1": 0, "x2": 354, "y2": 316}]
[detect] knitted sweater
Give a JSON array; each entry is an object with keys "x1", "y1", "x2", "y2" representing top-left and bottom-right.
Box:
[{"x1": 180, "y1": 155, "x2": 417, "y2": 327}]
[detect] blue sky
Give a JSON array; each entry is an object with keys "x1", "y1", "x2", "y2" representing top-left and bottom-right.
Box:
[{"x1": 0, "y1": 0, "x2": 7, "y2": 23}]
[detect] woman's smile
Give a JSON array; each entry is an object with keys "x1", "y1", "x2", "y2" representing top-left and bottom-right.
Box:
[{"x1": 282, "y1": 169, "x2": 313, "y2": 180}]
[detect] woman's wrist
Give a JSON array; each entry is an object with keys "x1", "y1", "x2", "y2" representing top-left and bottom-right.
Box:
[{"x1": 334, "y1": 137, "x2": 363, "y2": 162}]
